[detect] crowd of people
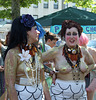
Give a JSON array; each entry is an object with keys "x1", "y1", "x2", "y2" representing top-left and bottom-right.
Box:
[{"x1": 0, "y1": 14, "x2": 96, "y2": 100}]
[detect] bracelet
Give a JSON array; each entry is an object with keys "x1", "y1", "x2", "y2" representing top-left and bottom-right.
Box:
[{"x1": 44, "y1": 64, "x2": 53, "y2": 73}]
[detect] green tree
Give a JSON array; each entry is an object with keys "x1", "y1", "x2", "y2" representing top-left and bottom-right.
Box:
[
  {"x1": 64, "y1": 0, "x2": 96, "y2": 13},
  {"x1": 1, "y1": 0, "x2": 95, "y2": 20},
  {"x1": 0, "y1": 0, "x2": 57, "y2": 20}
]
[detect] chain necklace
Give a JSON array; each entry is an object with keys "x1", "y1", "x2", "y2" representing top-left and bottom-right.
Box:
[{"x1": 63, "y1": 44, "x2": 81, "y2": 85}]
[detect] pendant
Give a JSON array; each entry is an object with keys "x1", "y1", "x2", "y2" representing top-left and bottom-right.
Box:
[
  {"x1": 68, "y1": 48, "x2": 71, "y2": 52},
  {"x1": 74, "y1": 67, "x2": 79, "y2": 73},
  {"x1": 29, "y1": 44, "x2": 32, "y2": 49},
  {"x1": 72, "y1": 49, "x2": 76, "y2": 54},
  {"x1": 75, "y1": 69, "x2": 78, "y2": 73}
]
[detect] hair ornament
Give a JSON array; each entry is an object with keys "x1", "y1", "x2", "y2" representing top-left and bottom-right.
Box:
[
  {"x1": 36, "y1": 21, "x2": 46, "y2": 39},
  {"x1": 20, "y1": 14, "x2": 35, "y2": 28}
]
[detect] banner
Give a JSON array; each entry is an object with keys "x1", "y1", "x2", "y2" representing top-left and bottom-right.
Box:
[
  {"x1": 50, "y1": 25, "x2": 96, "y2": 34},
  {"x1": 82, "y1": 25, "x2": 96, "y2": 34},
  {"x1": 50, "y1": 25, "x2": 61, "y2": 34}
]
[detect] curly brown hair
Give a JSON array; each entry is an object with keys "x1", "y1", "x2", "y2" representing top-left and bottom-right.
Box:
[{"x1": 60, "y1": 20, "x2": 83, "y2": 38}]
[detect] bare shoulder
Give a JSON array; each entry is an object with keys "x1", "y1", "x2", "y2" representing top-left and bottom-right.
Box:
[
  {"x1": 88, "y1": 47, "x2": 96, "y2": 53},
  {"x1": 6, "y1": 47, "x2": 20, "y2": 57},
  {"x1": 80, "y1": 46, "x2": 95, "y2": 65},
  {"x1": 80, "y1": 46, "x2": 88, "y2": 55}
]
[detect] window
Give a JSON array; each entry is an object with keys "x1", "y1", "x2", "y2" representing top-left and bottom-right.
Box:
[
  {"x1": 65, "y1": 3, "x2": 68, "y2": 8},
  {"x1": 54, "y1": 1, "x2": 58, "y2": 9},
  {"x1": 33, "y1": 15, "x2": 38, "y2": 19},
  {"x1": 72, "y1": 3, "x2": 77, "y2": 8},
  {"x1": 82, "y1": 8, "x2": 87, "y2": 10},
  {"x1": 72, "y1": 6, "x2": 77, "y2": 8},
  {"x1": 44, "y1": 2, "x2": 48, "y2": 8},
  {"x1": 33, "y1": 4, "x2": 38, "y2": 8}
]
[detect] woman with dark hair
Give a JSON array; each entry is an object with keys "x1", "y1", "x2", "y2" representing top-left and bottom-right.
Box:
[
  {"x1": 42, "y1": 20, "x2": 95, "y2": 100},
  {"x1": 4, "y1": 14, "x2": 51, "y2": 100}
]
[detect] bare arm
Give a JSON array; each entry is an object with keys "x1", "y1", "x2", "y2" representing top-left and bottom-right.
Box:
[
  {"x1": 41, "y1": 68, "x2": 51, "y2": 100},
  {"x1": 81, "y1": 47, "x2": 95, "y2": 74},
  {"x1": 88, "y1": 47, "x2": 96, "y2": 64},
  {"x1": 5, "y1": 50, "x2": 18, "y2": 100},
  {"x1": 42, "y1": 47, "x2": 58, "y2": 62}
]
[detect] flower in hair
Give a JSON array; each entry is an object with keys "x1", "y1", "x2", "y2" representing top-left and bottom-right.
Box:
[
  {"x1": 20, "y1": 14, "x2": 35, "y2": 28},
  {"x1": 18, "y1": 49, "x2": 31, "y2": 62}
]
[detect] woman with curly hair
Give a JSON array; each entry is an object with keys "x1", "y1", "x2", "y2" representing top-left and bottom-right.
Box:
[
  {"x1": 4, "y1": 14, "x2": 51, "y2": 100},
  {"x1": 42, "y1": 20, "x2": 95, "y2": 100}
]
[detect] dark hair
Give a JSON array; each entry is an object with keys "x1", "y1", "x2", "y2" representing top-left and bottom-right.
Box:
[
  {"x1": 45, "y1": 31, "x2": 58, "y2": 42},
  {"x1": 5, "y1": 31, "x2": 10, "y2": 46},
  {"x1": 60, "y1": 20, "x2": 83, "y2": 39},
  {"x1": 4, "y1": 15, "x2": 36, "y2": 59}
]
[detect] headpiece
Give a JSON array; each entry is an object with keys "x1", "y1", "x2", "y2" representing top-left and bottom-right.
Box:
[
  {"x1": 20, "y1": 14, "x2": 35, "y2": 28},
  {"x1": 36, "y1": 21, "x2": 46, "y2": 39},
  {"x1": 20, "y1": 14, "x2": 46, "y2": 39}
]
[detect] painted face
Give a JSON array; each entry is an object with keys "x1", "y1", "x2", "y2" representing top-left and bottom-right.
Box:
[
  {"x1": 27, "y1": 26, "x2": 40, "y2": 44},
  {"x1": 65, "y1": 27, "x2": 79, "y2": 48}
]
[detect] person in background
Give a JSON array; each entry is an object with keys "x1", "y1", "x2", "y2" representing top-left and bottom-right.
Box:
[
  {"x1": 0, "y1": 31, "x2": 10, "y2": 100},
  {"x1": 4, "y1": 14, "x2": 51, "y2": 100},
  {"x1": 79, "y1": 33, "x2": 96, "y2": 100},
  {"x1": 0, "y1": 40, "x2": 6, "y2": 97},
  {"x1": 42, "y1": 20, "x2": 95, "y2": 100},
  {"x1": 5, "y1": 31, "x2": 10, "y2": 46},
  {"x1": 45, "y1": 31, "x2": 58, "y2": 51},
  {"x1": 44, "y1": 31, "x2": 58, "y2": 88}
]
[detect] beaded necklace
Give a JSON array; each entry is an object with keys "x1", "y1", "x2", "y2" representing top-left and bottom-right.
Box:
[
  {"x1": 19, "y1": 44, "x2": 41, "y2": 86},
  {"x1": 25, "y1": 44, "x2": 38, "y2": 56},
  {"x1": 63, "y1": 44, "x2": 82, "y2": 85}
]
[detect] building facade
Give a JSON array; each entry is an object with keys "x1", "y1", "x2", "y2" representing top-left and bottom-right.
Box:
[
  {"x1": 20, "y1": 0, "x2": 91, "y2": 19},
  {"x1": 0, "y1": 0, "x2": 94, "y2": 39},
  {"x1": 20, "y1": 0, "x2": 63, "y2": 19}
]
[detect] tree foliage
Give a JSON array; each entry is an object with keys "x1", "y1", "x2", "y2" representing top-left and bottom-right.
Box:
[
  {"x1": 64, "y1": 0, "x2": 96, "y2": 13},
  {"x1": 0, "y1": 0, "x2": 95, "y2": 20},
  {"x1": 0, "y1": 0, "x2": 57, "y2": 20}
]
